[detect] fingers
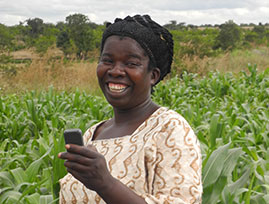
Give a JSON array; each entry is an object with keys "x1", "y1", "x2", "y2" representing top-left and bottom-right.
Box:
[
  {"x1": 64, "y1": 160, "x2": 90, "y2": 172},
  {"x1": 63, "y1": 144, "x2": 99, "y2": 158},
  {"x1": 58, "y1": 151, "x2": 94, "y2": 165},
  {"x1": 58, "y1": 144, "x2": 101, "y2": 165}
]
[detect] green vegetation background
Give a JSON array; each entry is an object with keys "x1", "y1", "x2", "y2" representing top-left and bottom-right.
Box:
[{"x1": 0, "y1": 14, "x2": 269, "y2": 203}]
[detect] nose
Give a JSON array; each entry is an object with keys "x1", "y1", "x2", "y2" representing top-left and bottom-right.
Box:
[{"x1": 107, "y1": 62, "x2": 126, "y2": 77}]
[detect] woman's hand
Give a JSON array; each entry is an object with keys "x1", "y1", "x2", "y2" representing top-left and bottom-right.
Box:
[
  {"x1": 58, "y1": 144, "x2": 114, "y2": 192},
  {"x1": 58, "y1": 144, "x2": 147, "y2": 204}
]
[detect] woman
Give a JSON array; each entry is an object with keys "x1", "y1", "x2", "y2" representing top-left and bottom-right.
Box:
[{"x1": 58, "y1": 15, "x2": 202, "y2": 204}]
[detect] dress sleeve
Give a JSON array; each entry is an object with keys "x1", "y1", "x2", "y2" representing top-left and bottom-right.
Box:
[{"x1": 143, "y1": 116, "x2": 203, "y2": 204}]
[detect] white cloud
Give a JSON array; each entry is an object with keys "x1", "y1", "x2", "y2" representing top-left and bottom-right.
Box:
[{"x1": 0, "y1": 0, "x2": 268, "y2": 26}]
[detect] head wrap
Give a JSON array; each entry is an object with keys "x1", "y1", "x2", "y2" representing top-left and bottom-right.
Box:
[{"x1": 101, "y1": 14, "x2": 174, "y2": 84}]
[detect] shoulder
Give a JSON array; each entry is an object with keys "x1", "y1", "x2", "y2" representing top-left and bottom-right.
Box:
[
  {"x1": 155, "y1": 107, "x2": 198, "y2": 145},
  {"x1": 157, "y1": 106, "x2": 192, "y2": 129}
]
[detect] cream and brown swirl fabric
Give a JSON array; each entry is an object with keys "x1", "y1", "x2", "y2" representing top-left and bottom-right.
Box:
[{"x1": 59, "y1": 107, "x2": 203, "y2": 203}]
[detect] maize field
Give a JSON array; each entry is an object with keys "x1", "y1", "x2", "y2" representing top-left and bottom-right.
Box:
[{"x1": 0, "y1": 65, "x2": 268, "y2": 203}]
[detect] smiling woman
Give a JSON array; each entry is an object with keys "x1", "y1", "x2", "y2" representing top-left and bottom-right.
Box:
[
  {"x1": 97, "y1": 36, "x2": 156, "y2": 111},
  {"x1": 58, "y1": 14, "x2": 203, "y2": 204}
]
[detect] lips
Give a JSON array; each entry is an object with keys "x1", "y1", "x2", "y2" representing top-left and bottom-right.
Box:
[{"x1": 108, "y1": 82, "x2": 128, "y2": 93}]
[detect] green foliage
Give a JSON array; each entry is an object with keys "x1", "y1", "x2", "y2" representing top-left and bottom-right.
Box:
[
  {"x1": 215, "y1": 20, "x2": 242, "y2": 50},
  {"x1": 26, "y1": 18, "x2": 44, "y2": 38},
  {"x1": 244, "y1": 24, "x2": 269, "y2": 46},
  {"x1": 1, "y1": 14, "x2": 269, "y2": 59},
  {"x1": 0, "y1": 24, "x2": 14, "y2": 49},
  {"x1": 56, "y1": 30, "x2": 74, "y2": 56},
  {"x1": 34, "y1": 35, "x2": 56, "y2": 53},
  {"x1": 92, "y1": 25, "x2": 105, "y2": 49},
  {"x1": 171, "y1": 28, "x2": 219, "y2": 59},
  {"x1": 64, "y1": 13, "x2": 96, "y2": 58},
  {"x1": 245, "y1": 31, "x2": 259, "y2": 43},
  {"x1": 0, "y1": 54, "x2": 18, "y2": 76}
]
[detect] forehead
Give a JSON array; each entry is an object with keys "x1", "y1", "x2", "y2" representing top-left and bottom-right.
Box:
[{"x1": 102, "y1": 35, "x2": 147, "y2": 57}]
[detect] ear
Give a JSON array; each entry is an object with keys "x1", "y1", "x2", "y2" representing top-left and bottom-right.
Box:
[{"x1": 150, "y1": 68, "x2": 161, "y2": 86}]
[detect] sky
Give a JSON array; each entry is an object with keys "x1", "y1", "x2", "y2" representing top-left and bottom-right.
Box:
[{"x1": 1, "y1": 0, "x2": 269, "y2": 26}]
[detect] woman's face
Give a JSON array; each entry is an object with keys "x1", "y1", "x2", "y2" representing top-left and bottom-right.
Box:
[{"x1": 97, "y1": 35, "x2": 159, "y2": 110}]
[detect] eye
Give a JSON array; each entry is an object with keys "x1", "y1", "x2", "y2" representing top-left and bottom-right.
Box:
[
  {"x1": 101, "y1": 58, "x2": 113, "y2": 65},
  {"x1": 126, "y1": 61, "x2": 141, "y2": 68}
]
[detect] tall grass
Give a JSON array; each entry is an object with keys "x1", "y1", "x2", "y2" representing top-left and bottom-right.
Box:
[
  {"x1": 0, "y1": 53, "x2": 100, "y2": 95},
  {"x1": 172, "y1": 46, "x2": 269, "y2": 75},
  {"x1": 1, "y1": 46, "x2": 269, "y2": 94}
]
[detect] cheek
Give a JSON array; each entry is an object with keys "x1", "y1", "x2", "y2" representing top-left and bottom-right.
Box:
[
  {"x1": 96, "y1": 65, "x2": 106, "y2": 80},
  {"x1": 128, "y1": 68, "x2": 147, "y2": 81}
]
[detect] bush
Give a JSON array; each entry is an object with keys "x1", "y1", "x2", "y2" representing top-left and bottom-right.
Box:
[
  {"x1": 215, "y1": 20, "x2": 242, "y2": 50},
  {"x1": 34, "y1": 35, "x2": 56, "y2": 53}
]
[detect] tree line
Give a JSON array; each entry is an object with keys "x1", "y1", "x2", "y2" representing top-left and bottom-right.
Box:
[{"x1": 0, "y1": 13, "x2": 269, "y2": 59}]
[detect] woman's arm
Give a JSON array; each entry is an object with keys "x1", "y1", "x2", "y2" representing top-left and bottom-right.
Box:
[
  {"x1": 142, "y1": 117, "x2": 203, "y2": 203},
  {"x1": 58, "y1": 144, "x2": 147, "y2": 204}
]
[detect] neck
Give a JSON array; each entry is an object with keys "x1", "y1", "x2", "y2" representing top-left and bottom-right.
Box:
[{"x1": 112, "y1": 98, "x2": 159, "y2": 125}]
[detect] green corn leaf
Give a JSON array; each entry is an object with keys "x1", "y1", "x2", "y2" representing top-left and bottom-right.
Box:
[
  {"x1": 9, "y1": 168, "x2": 27, "y2": 185},
  {"x1": 0, "y1": 138, "x2": 9, "y2": 151},
  {"x1": 209, "y1": 114, "x2": 224, "y2": 148},
  {"x1": 15, "y1": 182, "x2": 32, "y2": 192},
  {"x1": 18, "y1": 177, "x2": 47, "y2": 201},
  {"x1": 250, "y1": 194, "x2": 267, "y2": 204},
  {"x1": 42, "y1": 167, "x2": 53, "y2": 190},
  {"x1": 202, "y1": 142, "x2": 230, "y2": 188},
  {"x1": 0, "y1": 171, "x2": 14, "y2": 187},
  {"x1": 25, "y1": 146, "x2": 52, "y2": 182},
  {"x1": 264, "y1": 195, "x2": 269, "y2": 200},
  {"x1": 52, "y1": 131, "x2": 66, "y2": 199},
  {"x1": 42, "y1": 119, "x2": 49, "y2": 141},
  {"x1": 221, "y1": 147, "x2": 243, "y2": 177},
  {"x1": 0, "y1": 187, "x2": 12, "y2": 195},
  {"x1": 73, "y1": 88, "x2": 80, "y2": 108},
  {"x1": 40, "y1": 195, "x2": 53, "y2": 204},
  {"x1": 203, "y1": 176, "x2": 227, "y2": 204},
  {"x1": 25, "y1": 193, "x2": 40, "y2": 204},
  {"x1": 37, "y1": 136, "x2": 50, "y2": 155},
  {"x1": 228, "y1": 168, "x2": 251, "y2": 195},
  {"x1": 0, "y1": 190, "x2": 22, "y2": 204}
]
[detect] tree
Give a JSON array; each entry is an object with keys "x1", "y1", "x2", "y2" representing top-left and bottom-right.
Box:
[
  {"x1": 163, "y1": 20, "x2": 186, "y2": 30},
  {"x1": 56, "y1": 30, "x2": 75, "y2": 56},
  {"x1": 215, "y1": 20, "x2": 242, "y2": 50},
  {"x1": 66, "y1": 13, "x2": 89, "y2": 29},
  {"x1": 0, "y1": 24, "x2": 13, "y2": 49},
  {"x1": 26, "y1": 18, "x2": 44, "y2": 37},
  {"x1": 253, "y1": 24, "x2": 266, "y2": 38},
  {"x1": 65, "y1": 13, "x2": 95, "y2": 58},
  {"x1": 56, "y1": 21, "x2": 66, "y2": 31}
]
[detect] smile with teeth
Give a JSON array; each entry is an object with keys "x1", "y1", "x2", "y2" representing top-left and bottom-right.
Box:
[{"x1": 108, "y1": 83, "x2": 127, "y2": 93}]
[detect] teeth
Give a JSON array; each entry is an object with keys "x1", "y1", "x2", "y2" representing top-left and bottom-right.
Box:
[{"x1": 108, "y1": 83, "x2": 127, "y2": 93}]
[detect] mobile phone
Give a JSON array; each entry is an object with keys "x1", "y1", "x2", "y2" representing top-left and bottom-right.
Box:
[{"x1": 64, "y1": 129, "x2": 84, "y2": 146}]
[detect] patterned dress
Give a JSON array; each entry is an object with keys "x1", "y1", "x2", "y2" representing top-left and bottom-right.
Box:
[{"x1": 59, "y1": 107, "x2": 203, "y2": 203}]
